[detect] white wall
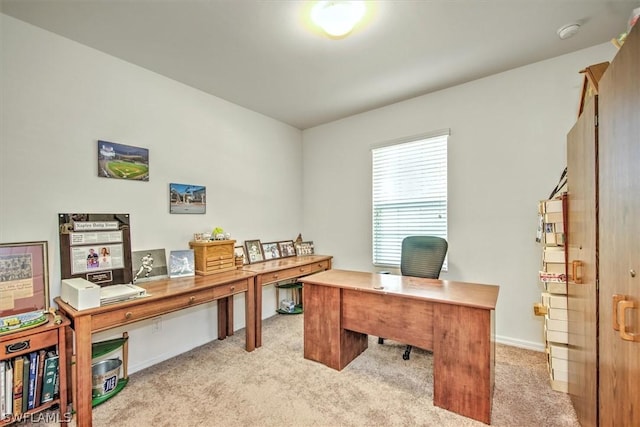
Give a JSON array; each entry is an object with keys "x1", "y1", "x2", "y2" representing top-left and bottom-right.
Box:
[
  {"x1": 0, "y1": 12, "x2": 620, "y2": 365},
  {"x1": 0, "y1": 15, "x2": 302, "y2": 371},
  {"x1": 302, "y1": 43, "x2": 617, "y2": 350}
]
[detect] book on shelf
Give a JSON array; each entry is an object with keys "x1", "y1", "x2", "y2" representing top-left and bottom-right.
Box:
[
  {"x1": 0, "y1": 361, "x2": 5, "y2": 418},
  {"x1": 26, "y1": 351, "x2": 39, "y2": 410},
  {"x1": 40, "y1": 351, "x2": 59, "y2": 404},
  {"x1": 34, "y1": 349, "x2": 46, "y2": 407},
  {"x1": 4, "y1": 361, "x2": 12, "y2": 418},
  {"x1": 21, "y1": 354, "x2": 30, "y2": 413},
  {"x1": 12, "y1": 356, "x2": 24, "y2": 416}
]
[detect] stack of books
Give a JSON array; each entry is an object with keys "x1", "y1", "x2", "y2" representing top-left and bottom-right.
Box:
[{"x1": 536, "y1": 196, "x2": 569, "y2": 393}]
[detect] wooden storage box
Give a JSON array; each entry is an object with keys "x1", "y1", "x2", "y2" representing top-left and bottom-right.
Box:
[{"x1": 189, "y1": 240, "x2": 236, "y2": 276}]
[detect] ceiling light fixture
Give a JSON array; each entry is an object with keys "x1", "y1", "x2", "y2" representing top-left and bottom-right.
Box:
[
  {"x1": 557, "y1": 23, "x2": 581, "y2": 40},
  {"x1": 311, "y1": 1, "x2": 366, "y2": 38}
]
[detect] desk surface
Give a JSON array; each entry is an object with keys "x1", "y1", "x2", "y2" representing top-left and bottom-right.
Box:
[
  {"x1": 242, "y1": 255, "x2": 332, "y2": 275},
  {"x1": 56, "y1": 270, "x2": 257, "y2": 318},
  {"x1": 299, "y1": 269, "x2": 499, "y2": 310}
]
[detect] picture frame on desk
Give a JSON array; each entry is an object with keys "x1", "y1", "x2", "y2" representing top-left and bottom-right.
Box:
[
  {"x1": 295, "y1": 241, "x2": 314, "y2": 256},
  {"x1": 168, "y1": 249, "x2": 195, "y2": 278},
  {"x1": 261, "y1": 242, "x2": 280, "y2": 260},
  {"x1": 234, "y1": 246, "x2": 248, "y2": 265},
  {"x1": 244, "y1": 240, "x2": 264, "y2": 264},
  {"x1": 278, "y1": 240, "x2": 296, "y2": 257}
]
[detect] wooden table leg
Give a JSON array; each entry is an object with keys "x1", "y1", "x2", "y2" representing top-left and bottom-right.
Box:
[
  {"x1": 255, "y1": 276, "x2": 263, "y2": 348},
  {"x1": 433, "y1": 304, "x2": 494, "y2": 424},
  {"x1": 245, "y1": 277, "x2": 255, "y2": 352},
  {"x1": 217, "y1": 298, "x2": 228, "y2": 340},
  {"x1": 73, "y1": 315, "x2": 93, "y2": 427}
]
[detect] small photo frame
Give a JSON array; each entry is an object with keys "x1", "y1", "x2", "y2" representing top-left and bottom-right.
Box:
[
  {"x1": 234, "y1": 246, "x2": 248, "y2": 265},
  {"x1": 278, "y1": 240, "x2": 296, "y2": 257},
  {"x1": 168, "y1": 249, "x2": 195, "y2": 278},
  {"x1": 295, "y1": 241, "x2": 314, "y2": 256},
  {"x1": 244, "y1": 240, "x2": 264, "y2": 264},
  {"x1": 169, "y1": 183, "x2": 206, "y2": 214},
  {"x1": 261, "y1": 242, "x2": 280, "y2": 260}
]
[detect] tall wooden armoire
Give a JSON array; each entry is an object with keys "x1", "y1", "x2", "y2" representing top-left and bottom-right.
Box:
[
  {"x1": 567, "y1": 94, "x2": 598, "y2": 427},
  {"x1": 597, "y1": 20, "x2": 640, "y2": 427},
  {"x1": 567, "y1": 20, "x2": 640, "y2": 427}
]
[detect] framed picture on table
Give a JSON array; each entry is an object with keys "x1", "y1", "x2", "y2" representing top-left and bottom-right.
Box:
[
  {"x1": 295, "y1": 241, "x2": 314, "y2": 256},
  {"x1": 278, "y1": 240, "x2": 296, "y2": 257},
  {"x1": 244, "y1": 240, "x2": 264, "y2": 264},
  {"x1": 261, "y1": 242, "x2": 280, "y2": 260}
]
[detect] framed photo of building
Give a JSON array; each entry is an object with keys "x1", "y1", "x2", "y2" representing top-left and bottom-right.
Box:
[
  {"x1": 169, "y1": 183, "x2": 206, "y2": 214},
  {"x1": 278, "y1": 240, "x2": 296, "y2": 257},
  {"x1": 244, "y1": 240, "x2": 264, "y2": 264},
  {"x1": 261, "y1": 242, "x2": 280, "y2": 260}
]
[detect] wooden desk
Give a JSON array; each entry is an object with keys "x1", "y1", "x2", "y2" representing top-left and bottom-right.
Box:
[
  {"x1": 243, "y1": 255, "x2": 332, "y2": 348},
  {"x1": 299, "y1": 269, "x2": 499, "y2": 424},
  {"x1": 55, "y1": 270, "x2": 256, "y2": 427}
]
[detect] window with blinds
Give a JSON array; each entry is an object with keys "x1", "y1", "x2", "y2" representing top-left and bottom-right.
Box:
[{"x1": 372, "y1": 133, "x2": 448, "y2": 267}]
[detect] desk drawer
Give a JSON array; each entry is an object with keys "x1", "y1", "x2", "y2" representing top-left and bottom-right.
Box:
[
  {"x1": 262, "y1": 260, "x2": 331, "y2": 284},
  {"x1": 205, "y1": 259, "x2": 235, "y2": 269},
  {"x1": 92, "y1": 288, "x2": 216, "y2": 331},
  {"x1": 212, "y1": 280, "x2": 248, "y2": 299},
  {"x1": 1, "y1": 329, "x2": 58, "y2": 358}
]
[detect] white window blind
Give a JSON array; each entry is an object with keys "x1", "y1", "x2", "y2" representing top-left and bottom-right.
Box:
[{"x1": 372, "y1": 134, "x2": 448, "y2": 267}]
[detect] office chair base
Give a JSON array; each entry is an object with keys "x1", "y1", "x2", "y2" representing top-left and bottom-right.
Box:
[{"x1": 403, "y1": 345, "x2": 412, "y2": 360}]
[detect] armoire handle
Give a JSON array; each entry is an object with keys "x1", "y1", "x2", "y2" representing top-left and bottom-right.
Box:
[
  {"x1": 618, "y1": 299, "x2": 640, "y2": 342},
  {"x1": 572, "y1": 260, "x2": 583, "y2": 284},
  {"x1": 613, "y1": 294, "x2": 627, "y2": 331}
]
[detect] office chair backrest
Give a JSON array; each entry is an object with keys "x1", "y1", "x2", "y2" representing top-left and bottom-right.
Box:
[{"x1": 400, "y1": 236, "x2": 448, "y2": 279}]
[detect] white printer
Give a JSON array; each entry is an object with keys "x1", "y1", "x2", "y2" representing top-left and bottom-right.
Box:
[{"x1": 60, "y1": 278, "x2": 101, "y2": 310}]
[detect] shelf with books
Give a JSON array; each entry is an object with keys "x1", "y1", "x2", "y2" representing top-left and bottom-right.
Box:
[
  {"x1": 535, "y1": 194, "x2": 569, "y2": 393},
  {"x1": 0, "y1": 314, "x2": 69, "y2": 426}
]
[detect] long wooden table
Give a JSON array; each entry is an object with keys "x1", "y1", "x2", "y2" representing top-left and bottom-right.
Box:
[
  {"x1": 243, "y1": 254, "x2": 332, "y2": 348},
  {"x1": 299, "y1": 269, "x2": 499, "y2": 424},
  {"x1": 55, "y1": 270, "x2": 256, "y2": 427}
]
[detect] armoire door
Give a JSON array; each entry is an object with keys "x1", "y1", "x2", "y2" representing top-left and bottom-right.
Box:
[
  {"x1": 567, "y1": 95, "x2": 598, "y2": 427},
  {"x1": 598, "y1": 23, "x2": 640, "y2": 427}
]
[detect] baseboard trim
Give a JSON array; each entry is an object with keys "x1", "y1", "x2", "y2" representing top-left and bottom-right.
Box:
[{"x1": 496, "y1": 335, "x2": 545, "y2": 352}]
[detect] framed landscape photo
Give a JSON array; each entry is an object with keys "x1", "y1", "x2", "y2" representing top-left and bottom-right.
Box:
[
  {"x1": 295, "y1": 241, "x2": 314, "y2": 256},
  {"x1": 278, "y1": 240, "x2": 296, "y2": 257},
  {"x1": 168, "y1": 249, "x2": 195, "y2": 278},
  {"x1": 98, "y1": 140, "x2": 149, "y2": 181},
  {"x1": 169, "y1": 183, "x2": 206, "y2": 214},
  {"x1": 244, "y1": 240, "x2": 264, "y2": 264},
  {"x1": 261, "y1": 242, "x2": 280, "y2": 260}
]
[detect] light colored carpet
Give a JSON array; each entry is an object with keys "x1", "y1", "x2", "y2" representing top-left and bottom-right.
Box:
[{"x1": 86, "y1": 314, "x2": 579, "y2": 427}]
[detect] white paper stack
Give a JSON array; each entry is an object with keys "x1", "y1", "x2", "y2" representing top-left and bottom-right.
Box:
[{"x1": 100, "y1": 284, "x2": 146, "y2": 305}]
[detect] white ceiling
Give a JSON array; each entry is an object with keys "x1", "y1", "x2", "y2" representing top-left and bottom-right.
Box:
[{"x1": 2, "y1": 0, "x2": 638, "y2": 129}]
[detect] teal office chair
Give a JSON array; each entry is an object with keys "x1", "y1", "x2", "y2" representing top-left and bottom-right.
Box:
[{"x1": 378, "y1": 235, "x2": 448, "y2": 360}]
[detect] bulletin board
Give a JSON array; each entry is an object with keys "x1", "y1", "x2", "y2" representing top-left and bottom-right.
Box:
[{"x1": 58, "y1": 213, "x2": 133, "y2": 286}]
